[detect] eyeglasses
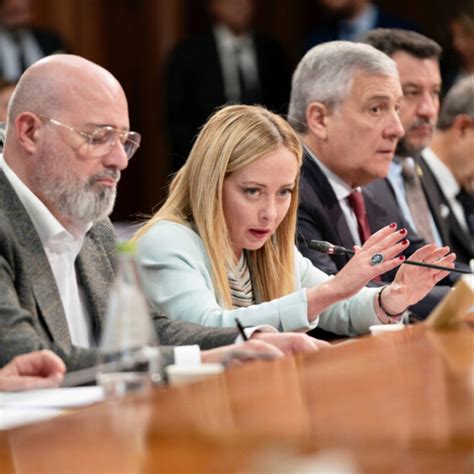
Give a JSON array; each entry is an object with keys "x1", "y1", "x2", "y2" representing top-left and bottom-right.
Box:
[{"x1": 37, "y1": 114, "x2": 141, "y2": 160}]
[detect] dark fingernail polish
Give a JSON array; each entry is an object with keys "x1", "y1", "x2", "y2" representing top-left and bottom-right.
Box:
[
  {"x1": 399, "y1": 229, "x2": 407, "y2": 235},
  {"x1": 399, "y1": 256, "x2": 405, "y2": 261},
  {"x1": 402, "y1": 239, "x2": 408, "y2": 245},
  {"x1": 389, "y1": 222, "x2": 396, "y2": 228}
]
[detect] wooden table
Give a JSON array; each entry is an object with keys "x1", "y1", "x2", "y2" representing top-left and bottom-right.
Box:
[{"x1": 1, "y1": 324, "x2": 473, "y2": 473}]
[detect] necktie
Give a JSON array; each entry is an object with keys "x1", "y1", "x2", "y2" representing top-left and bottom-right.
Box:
[
  {"x1": 10, "y1": 30, "x2": 28, "y2": 73},
  {"x1": 348, "y1": 190, "x2": 381, "y2": 282},
  {"x1": 456, "y1": 189, "x2": 474, "y2": 235},
  {"x1": 347, "y1": 190, "x2": 372, "y2": 244},
  {"x1": 234, "y1": 44, "x2": 259, "y2": 104},
  {"x1": 401, "y1": 160, "x2": 435, "y2": 244}
]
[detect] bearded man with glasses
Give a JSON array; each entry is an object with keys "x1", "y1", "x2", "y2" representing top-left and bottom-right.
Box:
[{"x1": 0, "y1": 54, "x2": 321, "y2": 373}]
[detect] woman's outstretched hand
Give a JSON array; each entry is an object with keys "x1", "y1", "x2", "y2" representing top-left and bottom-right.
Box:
[
  {"x1": 377, "y1": 244, "x2": 455, "y2": 315},
  {"x1": 326, "y1": 223, "x2": 409, "y2": 300}
]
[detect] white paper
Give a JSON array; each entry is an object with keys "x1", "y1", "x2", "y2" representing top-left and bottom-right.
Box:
[
  {"x1": 0, "y1": 387, "x2": 104, "y2": 430},
  {"x1": 0, "y1": 386, "x2": 104, "y2": 408}
]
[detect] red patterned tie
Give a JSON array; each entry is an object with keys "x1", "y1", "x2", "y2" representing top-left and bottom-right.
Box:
[
  {"x1": 348, "y1": 190, "x2": 382, "y2": 282},
  {"x1": 348, "y1": 190, "x2": 372, "y2": 244}
]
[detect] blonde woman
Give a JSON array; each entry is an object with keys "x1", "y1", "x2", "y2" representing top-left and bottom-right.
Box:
[{"x1": 135, "y1": 105, "x2": 453, "y2": 335}]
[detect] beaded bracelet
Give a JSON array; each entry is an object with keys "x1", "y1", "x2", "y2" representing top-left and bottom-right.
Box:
[{"x1": 377, "y1": 286, "x2": 407, "y2": 319}]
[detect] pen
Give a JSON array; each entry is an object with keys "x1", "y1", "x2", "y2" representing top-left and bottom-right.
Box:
[{"x1": 235, "y1": 318, "x2": 249, "y2": 341}]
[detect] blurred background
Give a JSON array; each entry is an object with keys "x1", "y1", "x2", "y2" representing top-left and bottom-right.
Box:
[{"x1": 1, "y1": 0, "x2": 472, "y2": 222}]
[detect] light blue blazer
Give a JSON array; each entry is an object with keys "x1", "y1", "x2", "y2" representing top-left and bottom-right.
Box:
[{"x1": 137, "y1": 220, "x2": 381, "y2": 335}]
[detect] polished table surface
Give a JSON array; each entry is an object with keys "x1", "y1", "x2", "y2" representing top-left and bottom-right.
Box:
[{"x1": 1, "y1": 323, "x2": 473, "y2": 473}]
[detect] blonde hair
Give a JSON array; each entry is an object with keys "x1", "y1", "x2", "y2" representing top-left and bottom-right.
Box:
[{"x1": 135, "y1": 105, "x2": 302, "y2": 308}]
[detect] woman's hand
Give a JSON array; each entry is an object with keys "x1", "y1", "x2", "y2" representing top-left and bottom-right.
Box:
[
  {"x1": 306, "y1": 224, "x2": 410, "y2": 319},
  {"x1": 378, "y1": 245, "x2": 455, "y2": 315},
  {"x1": 324, "y1": 224, "x2": 409, "y2": 298}
]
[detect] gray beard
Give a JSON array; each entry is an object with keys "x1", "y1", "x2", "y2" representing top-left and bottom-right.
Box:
[
  {"x1": 53, "y1": 179, "x2": 117, "y2": 224},
  {"x1": 34, "y1": 161, "x2": 118, "y2": 225}
]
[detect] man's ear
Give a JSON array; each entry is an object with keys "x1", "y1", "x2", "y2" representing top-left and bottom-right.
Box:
[
  {"x1": 15, "y1": 112, "x2": 42, "y2": 154},
  {"x1": 452, "y1": 114, "x2": 473, "y2": 138},
  {"x1": 306, "y1": 102, "x2": 330, "y2": 140}
]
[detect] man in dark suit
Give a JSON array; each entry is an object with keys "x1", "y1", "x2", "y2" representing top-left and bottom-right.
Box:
[
  {"x1": 0, "y1": 54, "x2": 319, "y2": 370},
  {"x1": 420, "y1": 76, "x2": 474, "y2": 264},
  {"x1": 0, "y1": 0, "x2": 66, "y2": 81},
  {"x1": 305, "y1": 0, "x2": 419, "y2": 50},
  {"x1": 288, "y1": 41, "x2": 450, "y2": 331},
  {"x1": 361, "y1": 30, "x2": 449, "y2": 249},
  {"x1": 164, "y1": 0, "x2": 291, "y2": 171}
]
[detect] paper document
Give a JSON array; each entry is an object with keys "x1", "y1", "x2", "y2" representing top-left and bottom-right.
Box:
[{"x1": 0, "y1": 387, "x2": 104, "y2": 430}]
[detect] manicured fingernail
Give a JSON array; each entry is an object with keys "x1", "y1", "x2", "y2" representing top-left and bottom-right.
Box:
[
  {"x1": 399, "y1": 256, "x2": 405, "y2": 261},
  {"x1": 399, "y1": 229, "x2": 407, "y2": 235},
  {"x1": 389, "y1": 222, "x2": 396, "y2": 228},
  {"x1": 401, "y1": 239, "x2": 408, "y2": 245}
]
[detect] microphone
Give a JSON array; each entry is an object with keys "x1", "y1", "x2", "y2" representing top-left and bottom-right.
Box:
[
  {"x1": 308, "y1": 239, "x2": 472, "y2": 275},
  {"x1": 308, "y1": 240, "x2": 355, "y2": 256}
]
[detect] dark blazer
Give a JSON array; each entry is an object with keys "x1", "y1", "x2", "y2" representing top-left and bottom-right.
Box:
[
  {"x1": 32, "y1": 28, "x2": 66, "y2": 56},
  {"x1": 0, "y1": 171, "x2": 237, "y2": 370},
  {"x1": 417, "y1": 156, "x2": 473, "y2": 264},
  {"x1": 305, "y1": 6, "x2": 420, "y2": 51},
  {"x1": 164, "y1": 30, "x2": 291, "y2": 170},
  {"x1": 297, "y1": 151, "x2": 450, "y2": 321}
]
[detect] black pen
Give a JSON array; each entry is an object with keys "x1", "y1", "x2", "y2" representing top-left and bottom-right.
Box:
[{"x1": 235, "y1": 318, "x2": 249, "y2": 341}]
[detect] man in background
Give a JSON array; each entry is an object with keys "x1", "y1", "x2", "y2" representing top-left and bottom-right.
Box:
[
  {"x1": 362, "y1": 29, "x2": 456, "y2": 255},
  {"x1": 305, "y1": 0, "x2": 419, "y2": 49},
  {"x1": 0, "y1": 0, "x2": 66, "y2": 81},
  {"x1": 164, "y1": 0, "x2": 291, "y2": 171},
  {"x1": 421, "y1": 75, "x2": 474, "y2": 263}
]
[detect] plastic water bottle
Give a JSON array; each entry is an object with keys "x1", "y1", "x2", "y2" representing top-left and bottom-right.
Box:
[{"x1": 97, "y1": 240, "x2": 163, "y2": 398}]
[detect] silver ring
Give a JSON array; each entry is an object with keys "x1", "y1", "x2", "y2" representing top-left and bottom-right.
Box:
[{"x1": 370, "y1": 253, "x2": 384, "y2": 266}]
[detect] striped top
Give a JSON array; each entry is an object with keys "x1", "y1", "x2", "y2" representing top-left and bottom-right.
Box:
[{"x1": 227, "y1": 253, "x2": 255, "y2": 308}]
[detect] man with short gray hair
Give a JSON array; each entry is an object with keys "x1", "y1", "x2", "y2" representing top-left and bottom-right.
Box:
[{"x1": 291, "y1": 41, "x2": 448, "y2": 329}]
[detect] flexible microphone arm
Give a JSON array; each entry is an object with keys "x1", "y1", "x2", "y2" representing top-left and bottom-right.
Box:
[{"x1": 308, "y1": 240, "x2": 472, "y2": 275}]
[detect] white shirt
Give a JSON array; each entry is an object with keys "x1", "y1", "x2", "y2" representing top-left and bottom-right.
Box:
[
  {"x1": 0, "y1": 154, "x2": 93, "y2": 347},
  {"x1": 0, "y1": 27, "x2": 44, "y2": 81},
  {"x1": 213, "y1": 24, "x2": 259, "y2": 102},
  {"x1": 305, "y1": 147, "x2": 362, "y2": 245},
  {"x1": 422, "y1": 147, "x2": 468, "y2": 232}
]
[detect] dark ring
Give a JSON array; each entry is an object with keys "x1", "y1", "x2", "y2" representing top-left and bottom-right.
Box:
[{"x1": 370, "y1": 253, "x2": 384, "y2": 266}]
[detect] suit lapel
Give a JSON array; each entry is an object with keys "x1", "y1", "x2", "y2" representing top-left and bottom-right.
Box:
[
  {"x1": 0, "y1": 170, "x2": 71, "y2": 348},
  {"x1": 301, "y1": 154, "x2": 355, "y2": 257},
  {"x1": 76, "y1": 228, "x2": 115, "y2": 345},
  {"x1": 417, "y1": 157, "x2": 451, "y2": 244}
]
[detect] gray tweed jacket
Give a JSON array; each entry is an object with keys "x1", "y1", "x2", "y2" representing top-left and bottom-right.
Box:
[{"x1": 0, "y1": 170, "x2": 237, "y2": 371}]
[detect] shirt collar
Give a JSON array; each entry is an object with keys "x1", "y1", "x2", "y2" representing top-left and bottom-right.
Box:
[
  {"x1": 340, "y1": 3, "x2": 377, "y2": 38},
  {"x1": 304, "y1": 145, "x2": 357, "y2": 201},
  {"x1": 422, "y1": 147, "x2": 461, "y2": 199},
  {"x1": 214, "y1": 24, "x2": 252, "y2": 50},
  {"x1": 0, "y1": 154, "x2": 91, "y2": 247}
]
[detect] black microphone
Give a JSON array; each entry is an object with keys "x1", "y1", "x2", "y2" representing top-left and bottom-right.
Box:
[
  {"x1": 308, "y1": 239, "x2": 472, "y2": 275},
  {"x1": 308, "y1": 240, "x2": 355, "y2": 256}
]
